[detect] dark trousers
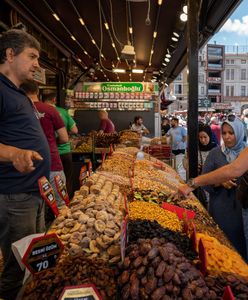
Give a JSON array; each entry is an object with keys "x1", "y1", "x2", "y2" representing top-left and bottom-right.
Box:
[
  {"x1": 60, "y1": 152, "x2": 73, "y2": 199},
  {"x1": 172, "y1": 149, "x2": 185, "y2": 156},
  {"x1": 0, "y1": 193, "x2": 45, "y2": 300}
]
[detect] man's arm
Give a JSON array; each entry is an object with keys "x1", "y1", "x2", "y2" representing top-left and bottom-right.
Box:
[
  {"x1": 70, "y1": 124, "x2": 78, "y2": 134},
  {"x1": 179, "y1": 147, "x2": 248, "y2": 196},
  {"x1": 0, "y1": 144, "x2": 43, "y2": 173},
  {"x1": 56, "y1": 127, "x2": 69, "y2": 144}
]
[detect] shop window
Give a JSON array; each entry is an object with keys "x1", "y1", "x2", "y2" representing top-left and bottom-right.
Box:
[
  {"x1": 226, "y1": 69, "x2": 230, "y2": 80},
  {"x1": 241, "y1": 86, "x2": 246, "y2": 97},
  {"x1": 201, "y1": 86, "x2": 204, "y2": 95},
  {"x1": 174, "y1": 84, "x2": 182, "y2": 94},
  {"x1": 231, "y1": 69, "x2": 234, "y2": 80},
  {"x1": 241, "y1": 60, "x2": 246, "y2": 64},
  {"x1": 226, "y1": 59, "x2": 229, "y2": 65},
  {"x1": 231, "y1": 86, "x2": 234, "y2": 96},
  {"x1": 241, "y1": 69, "x2": 246, "y2": 80},
  {"x1": 226, "y1": 86, "x2": 230, "y2": 96},
  {"x1": 175, "y1": 73, "x2": 182, "y2": 81},
  {"x1": 230, "y1": 59, "x2": 235, "y2": 64}
]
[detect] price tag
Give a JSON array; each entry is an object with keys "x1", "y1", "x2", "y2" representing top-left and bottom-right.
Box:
[
  {"x1": 222, "y1": 286, "x2": 235, "y2": 300},
  {"x1": 22, "y1": 233, "x2": 63, "y2": 274},
  {"x1": 38, "y1": 176, "x2": 59, "y2": 217},
  {"x1": 123, "y1": 193, "x2": 129, "y2": 215},
  {"x1": 79, "y1": 165, "x2": 88, "y2": 186},
  {"x1": 162, "y1": 203, "x2": 195, "y2": 220},
  {"x1": 59, "y1": 284, "x2": 102, "y2": 300},
  {"x1": 190, "y1": 225, "x2": 197, "y2": 252},
  {"x1": 120, "y1": 216, "x2": 128, "y2": 262},
  {"x1": 101, "y1": 150, "x2": 106, "y2": 162},
  {"x1": 109, "y1": 144, "x2": 113, "y2": 156},
  {"x1": 54, "y1": 175, "x2": 69, "y2": 206},
  {"x1": 198, "y1": 239, "x2": 207, "y2": 276},
  {"x1": 87, "y1": 160, "x2": 92, "y2": 177}
]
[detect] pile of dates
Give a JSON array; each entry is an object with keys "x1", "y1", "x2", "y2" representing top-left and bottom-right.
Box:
[
  {"x1": 205, "y1": 273, "x2": 248, "y2": 299},
  {"x1": 23, "y1": 254, "x2": 117, "y2": 300},
  {"x1": 92, "y1": 132, "x2": 120, "y2": 147},
  {"x1": 118, "y1": 238, "x2": 212, "y2": 299},
  {"x1": 128, "y1": 220, "x2": 197, "y2": 261}
]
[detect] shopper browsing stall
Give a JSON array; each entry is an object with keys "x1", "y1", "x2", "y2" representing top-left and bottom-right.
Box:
[
  {"x1": 131, "y1": 116, "x2": 150, "y2": 136},
  {"x1": 98, "y1": 110, "x2": 115, "y2": 134},
  {"x1": 201, "y1": 117, "x2": 246, "y2": 259},
  {"x1": 166, "y1": 117, "x2": 187, "y2": 155},
  {"x1": 0, "y1": 30, "x2": 50, "y2": 299}
]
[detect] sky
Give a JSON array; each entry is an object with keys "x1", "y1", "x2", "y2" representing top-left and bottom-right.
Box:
[{"x1": 209, "y1": 0, "x2": 248, "y2": 46}]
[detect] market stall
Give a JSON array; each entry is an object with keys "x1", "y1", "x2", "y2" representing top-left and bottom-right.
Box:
[{"x1": 20, "y1": 147, "x2": 248, "y2": 300}]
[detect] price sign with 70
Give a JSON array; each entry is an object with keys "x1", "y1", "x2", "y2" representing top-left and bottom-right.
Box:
[{"x1": 22, "y1": 233, "x2": 64, "y2": 274}]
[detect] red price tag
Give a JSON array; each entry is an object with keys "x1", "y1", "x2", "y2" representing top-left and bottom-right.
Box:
[
  {"x1": 162, "y1": 202, "x2": 195, "y2": 220},
  {"x1": 38, "y1": 177, "x2": 59, "y2": 217},
  {"x1": 121, "y1": 216, "x2": 128, "y2": 262},
  {"x1": 59, "y1": 284, "x2": 102, "y2": 300},
  {"x1": 54, "y1": 175, "x2": 69, "y2": 206},
  {"x1": 123, "y1": 193, "x2": 129, "y2": 215},
  {"x1": 190, "y1": 225, "x2": 197, "y2": 252},
  {"x1": 79, "y1": 165, "x2": 88, "y2": 186},
  {"x1": 22, "y1": 233, "x2": 63, "y2": 274},
  {"x1": 198, "y1": 238, "x2": 207, "y2": 276},
  {"x1": 222, "y1": 286, "x2": 235, "y2": 300},
  {"x1": 88, "y1": 160, "x2": 92, "y2": 177}
]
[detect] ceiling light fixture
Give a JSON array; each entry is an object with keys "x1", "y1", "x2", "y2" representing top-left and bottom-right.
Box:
[
  {"x1": 149, "y1": 62, "x2": 152, "y2": 66},
  {"x1": 158, "y1": 0, "x2": 163, "y2": 5},
  {"x1": 91, "y1": 39, "x2": 96, "y2": 44},
  {"x1": 183, "y1": 5, "x2": 188, "y2": 14},
  {"x1": 113, "y1": 68, "x2": 126, "y2": 73},
  {"x1": 153, "y1": 32, "x2": 157, "y2": 38},
  {"x1": 180, "y1": 13, "x2": 188, "y2": 22},
  {"x1": 79, "y1": 18, "x2": 85, "y2": 26},
  {"x1": 71, "y1": 35, "x2": 76, "y2": 41},
  {"x1": 132, "y1": 69, "x2": 144, "y2": 74},
  {"x1": 129, "y1": 27, "x2": 133, "y2": 34},
  {"x1": 104, "y1": 22, "x2": 109, "y2": 30},
  {"x1": 112, "y1": 43, "x2": 115, "y2": 48},
  {"x1": 151, "y1": 50, "x2": 154, "y2": 55},
  {"x1": 173, "y1": 32, "x2": 179, "y2": 38},
  {"x1": 166, "y1": 53, "x2": 171, "y2": 58},
  {"x1": 162, "y1": 62, "x2": 167, "y2": 66},
  {"x1": 101, "y1": 54, "x2": 105, "y2": 58},
  {"x1": 77, "y1": 58, "x2": 82, "y2": 62},
  {"x1": 164, "y1": 57, "x2": 170, "y2": 62},
  {"x1": 84, "y1": 50, "x2": 88, "y2": 55},
  {"x1": 52, "y1": 13, "x2": 60, "y2": 21},
  {"x1": 171, "y1": 36, "x2": 178, "y2": 42}
]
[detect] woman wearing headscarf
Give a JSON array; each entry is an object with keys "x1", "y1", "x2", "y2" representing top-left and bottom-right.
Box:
[
  {"x1": 198, "y1": 123, "x2": 217, "y2": 174},
  {"x1": 202, "y1": 116, "x2": 247, "y2": 260}
]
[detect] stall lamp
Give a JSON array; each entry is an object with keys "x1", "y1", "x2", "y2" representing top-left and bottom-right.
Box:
[
  {"x1": 79, "y1": 18, "x2": 85, "y2": 26},
  {"x1": 180, "y1": 13, "x2": 188, "y2": 22},
  {"x1": 84, "y1": 50, "x2": 88, "y2": 55},
  {"x1": 132, "y1": 69, "x2": 144, "y2": 74},
  {"x1": 104, "y1": 22, "x2": 109, "y2": 30},
  {"x1": 129, "y1": 27, "x2": 133, "y2": 34},
  {"x1": 113, "y1": 68, "x2": 126, "y2": 73},
  {"x1": 52, "y1": 13, "x2": 60, "y2": 21},
  {"x1": 162, "y1": 62, "x2": 167, "y2": 66},
  {"x1": 71, "y1": 35, "x2": 76, "y2": 41},
  {"x1": 153, "y1": 32, "x2": 157, "y2": 38},
  {"x1": 171, "y1": 36, "x2": 178, "y2": 42},
  {"x1": 173, "y1": 32, "x2": 179, "y2": 38},
  {"x1": 183, "y1": 5, "x2": 188, "y2": 14},
  {"x1": 112, "y1": 43, "x2": 116, "y2": 48},
  {"x1": 164, "y1": 58, "x2": 170, "y2": 62},
  {"x1": 166, "y1": 53, "x2": 171, "y2": 58},
  {"x1": 158, "y1": 0, "x2": 163, "y2": 5}
]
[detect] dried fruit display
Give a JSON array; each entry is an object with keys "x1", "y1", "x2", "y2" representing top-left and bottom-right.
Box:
[
  {"x1": 133, "y1": 177, "x2": 174, "y2": 195},
  {"x1": 196, "y1": 233, "x2": 248, "y2": 279},
  {"x1": 129, "y1": 201, "x2": 181, "y2": 232},
  {"x1": 119, "y1": 130, "x2": 141, "y2": 147},
  {"x1": 23, "y1": 254, "x2": 116, "y2": 300},
  {"x1": 128, "y1": 220, "x2": 197, "y2": 261},
  {"x1": 205, "y1": 273, "x2": 248, "y2": 299},
  {"x1": 131, "y1": 189, "x2": 179, "y2": 205},
  {"x1": 74, "y1": 136, "x2": 93, "y2": 153},
  {"x1": 50, "y1": 174, "x2": 124, "y2": 263},
  {"x1": 91, "y1": 131, "x2": 120, "y2": 147},
  {"x1": 118, "y1": 238, "x2": 211, "y2": 299},
  {"x1": 101, "y1": 156, "x2": 133, "y2": 177}
]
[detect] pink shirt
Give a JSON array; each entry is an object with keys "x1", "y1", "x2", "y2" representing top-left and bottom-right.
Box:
[{"x1": 99, "y1": 118, "x2": 115, "y2": 133}]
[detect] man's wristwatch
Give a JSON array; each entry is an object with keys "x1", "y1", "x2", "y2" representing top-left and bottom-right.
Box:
[{"x1": 187, "y1": 178, "x2": 197, "y2": 189}]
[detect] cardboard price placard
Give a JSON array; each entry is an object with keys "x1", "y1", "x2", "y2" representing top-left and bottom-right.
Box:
[
  {"x1": 79, "y1": 165, "x2": 88, "y2": 186},
  {"x1": 120, "y1": 216, "x2": 128, "y2": 262},
  {"x1": 59, "y1": 284, "x2": 102, "y2": 300},
  {"x1": 54, "y1": 175, "x2": 69, "y2": 206},
  {"x1": 22, "y1": 233, "x2": 63, "y2": 274},
  {"x1": 162, "y1": 202, "x2": 195, "y2": 220},
  {"x1": 222, "y1": 286, "x2": 235, "y2": 300},
  {"x1": 198, "y1": 238, "x2": 207, "y2": 276},
  {"x1": 38, "y1": 176, "x2": 59, "y2": 217}
]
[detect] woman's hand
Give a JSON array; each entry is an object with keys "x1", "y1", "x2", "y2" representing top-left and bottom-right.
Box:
[{"x1": 221, "y1": 179, "x2": 237, "y2": 189}]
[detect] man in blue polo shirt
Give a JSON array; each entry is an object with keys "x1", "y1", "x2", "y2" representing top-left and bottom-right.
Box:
[{"x1": 0, "y1": 30, "x2": 50, "y2": 299}]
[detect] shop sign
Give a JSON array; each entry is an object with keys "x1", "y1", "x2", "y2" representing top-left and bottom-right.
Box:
[
  {"x1": 38, "y1": 177, "x2": 59, "y2": 217},
  {"x1": 59, "y1": 284, "x2": 102, "y2": 300},
  {"x1": 213, "y1": 102, "x2": 233, "y2": 110},
  {"x1": 198, "y1": 98, "x2": 211, "y2": 108},
  {"x1": 82, "y1": 82, "x2": 159, "y2": 95},
  {"x1": 54, "y1": 175, "x2": 69, "y2": 206},
  {"x1": 22, "y1": 233, "x2": 63, "y2": 274}
]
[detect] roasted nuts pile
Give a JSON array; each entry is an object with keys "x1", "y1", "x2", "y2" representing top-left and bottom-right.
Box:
[
  {"x1": 101, "y1": 156, "x2": 133, "y2": 177},
  {"x1": 50, "y1": 174, "x2": 124, "y2": 263},
  {"x1": 118, "y1": 238, "x2": 211, "y2": 300},
  {"x1": 133, "y1": 177, "x2": 174, "y2": 194},
  {"x1": 129, "y1": 201, "x2": 181, "y2": 232},
  {"x1": 128, "y1": 220, "x2": 197, "y2": 261},
  {"x1": 23, "y1": 254, "x2": 117, "y2": 300},
  {"x1": 196, "y1": 233, "x2": 248, "y2": 279}
]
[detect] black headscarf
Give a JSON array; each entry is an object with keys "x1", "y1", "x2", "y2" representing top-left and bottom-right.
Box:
[{"x1": 198, "y1": 124, "x2": 217, "y2": 152}]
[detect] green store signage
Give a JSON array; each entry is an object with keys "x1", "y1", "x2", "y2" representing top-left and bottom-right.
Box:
[{"x1": 82, "y1": 82, "x2": 159, "y2": 94}]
